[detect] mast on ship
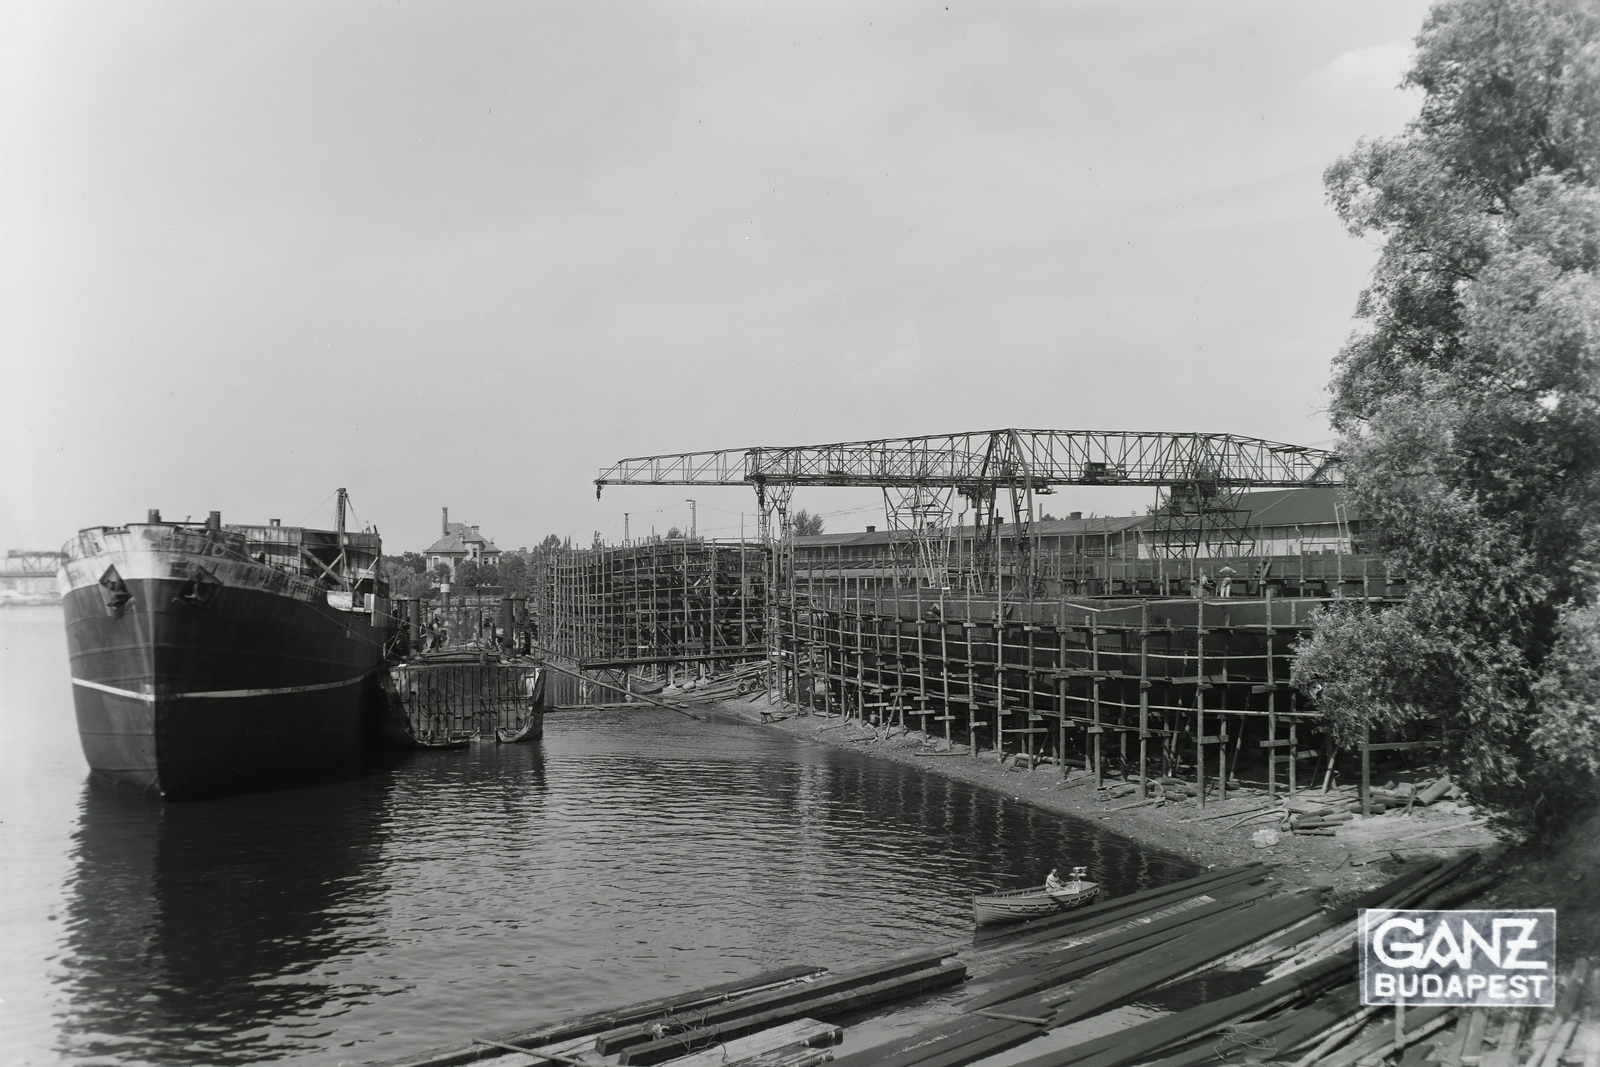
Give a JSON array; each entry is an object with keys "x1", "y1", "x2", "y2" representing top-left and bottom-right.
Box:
[{"x1": 335, "y1": 487, "x2": 348, "y2": 581}]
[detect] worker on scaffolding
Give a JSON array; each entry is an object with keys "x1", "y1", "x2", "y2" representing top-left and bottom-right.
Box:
[{"x1": 1217, "y1": 564, "x2": 1236, "y2": 598}]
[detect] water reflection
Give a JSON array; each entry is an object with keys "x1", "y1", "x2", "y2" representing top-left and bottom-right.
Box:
[
  {"x1": 55, "y1": 776, "x2": 393, "y2": 1065},
  {"x1": 48, "y1": 713, "x2": 1197, "y2": 1065}
]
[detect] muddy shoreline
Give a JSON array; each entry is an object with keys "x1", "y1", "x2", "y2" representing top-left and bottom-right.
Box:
[{"x1": 704, "y1": 693, "x2": 1505, "y2": 905}]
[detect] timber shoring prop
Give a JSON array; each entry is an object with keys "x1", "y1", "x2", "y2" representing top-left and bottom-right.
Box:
[{"x1": 534, "y1": 655, "x2": 704, "y2": 720}]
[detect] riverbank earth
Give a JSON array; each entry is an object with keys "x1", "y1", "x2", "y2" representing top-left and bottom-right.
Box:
[{"x1": 704, "y1": 693, "x2": 1599, "y2": 956}]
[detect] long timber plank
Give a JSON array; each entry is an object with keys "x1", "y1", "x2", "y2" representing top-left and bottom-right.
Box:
[
  {"x1": 1005, "y1": 951, "x2": 1358, "y2": 1067},
  {"x1": 1136, "y1": 984, "x2": 1362, "y2": 1067},
  {"x1": 617, "y1": 961, "x2": 968, "y2": 1066},
  {"x1": 595, "y1": 949, "x2": 953, "y2": 1056},
  {"x1": 1240, "y1": 859, "x2": 1442, "y2": 964},
  {"x1": 979, "y1": 874, "x2": 1277, "y2": 985},
  {"x1": 663, "y1": 1018, "x2": 843, "y2": 1067},
  {"x1": 980, "y1": 866, "x2": 1271, "y2": 954},
  {"x1": 378, "y1": 964, "x2": 826, "y2": 1067},
  {"x1": 974, "y1": 864, "x2": 1264, "y2": 946},
  {"x1": 838, "y1": 891, "x2": 1323, "y2": 1067},
  {"x1": 964, "y1": 884, "x2": 1277, "y2": 1009},
  {"x1": 1004, "y1": 893, "x2": 1323, "y2": 1021}
]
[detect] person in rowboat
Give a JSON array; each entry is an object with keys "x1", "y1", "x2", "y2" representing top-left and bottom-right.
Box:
[{"x1": 1045, "y1": 868, "x2": 1067, "y2": 894}]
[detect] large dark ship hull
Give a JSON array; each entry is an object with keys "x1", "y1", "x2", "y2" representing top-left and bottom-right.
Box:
[{"x1": 60, "y1": 522, "x2": 391, "y2": 799}]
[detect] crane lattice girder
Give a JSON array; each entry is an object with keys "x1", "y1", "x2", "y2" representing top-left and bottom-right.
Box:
[
  {"x1": 595, "y1": 429, "x2": 1341, "y2": 492},
  {"x1": 3, "y1": 550, "x2": 67, "y2": 577}
]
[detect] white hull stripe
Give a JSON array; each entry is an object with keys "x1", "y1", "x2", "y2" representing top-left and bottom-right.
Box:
[{"x1": 72, "y1": 672, "x2": 371, "y2": 702}]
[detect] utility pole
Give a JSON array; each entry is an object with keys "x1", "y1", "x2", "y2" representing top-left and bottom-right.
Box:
[
  {"x1": 686, "y1": 499, "x2": 697, "y2": 539},
  {"x1": 624, "y1": 513, "x2": 630, "y2": 545}
]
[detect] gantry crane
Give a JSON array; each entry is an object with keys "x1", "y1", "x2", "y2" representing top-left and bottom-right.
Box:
[{"x1": 596, "y1": 429, "x2": 1342, "y2": 593}]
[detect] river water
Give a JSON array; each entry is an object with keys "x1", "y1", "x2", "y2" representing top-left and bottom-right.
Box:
[{"x1": 0, "y1": 605, "x2": 1197, "y2": 1066}]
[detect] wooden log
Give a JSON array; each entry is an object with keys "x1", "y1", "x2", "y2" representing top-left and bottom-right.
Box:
[
  {"x1": 617, "y1": 960, "x2": 967, "y2": 1065},
  {"x1": 734, "y1": 1047, "x2": 834, "y2": 1067},
  {"x1": 379, "y1": 964, "x2": 828, "y2": 1067},
  {"x1": 1183, "y1": 802, "x2": 1273, "y2": 824},
  {"x1": 1417, "y1": 775, "x2": 1455, "y2": 805},
  {"x1": 664, "y1": 1018, "x2": 842, "y2": 1067},
  {"x1": 596, "y1": 950, "x2": 954, "y2": 1055}
]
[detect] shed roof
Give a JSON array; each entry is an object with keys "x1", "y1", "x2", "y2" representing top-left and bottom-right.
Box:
[
  {"x1": 1234, "y1": 487, "x2": 1348, "y2": 528},
  {"x1": 792, "y1": 487, "x2": 1351, "y2": 549}
]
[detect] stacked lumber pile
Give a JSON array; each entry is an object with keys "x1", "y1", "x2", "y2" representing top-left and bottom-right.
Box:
[
  {"x1": 831, "y1": 857, "x2": 1489, "y2": 1067},
  {"x1": 378, "y1": 952, "x2": 963, "y2": 1067}
]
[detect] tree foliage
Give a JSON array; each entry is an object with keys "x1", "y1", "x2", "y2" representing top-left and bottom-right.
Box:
[
  {"x1": 792, "y1": 509, "x2": 825, "y2": 537},
  {"x1": 454, "y1": 560, "x2": 492, "y2": 588},
  {"x1": 1293, "y1": 0, "x2": 1600, "y2": 829},
  {"x1": 381, "y1": 553, "x2": 435, "y2": 599}
]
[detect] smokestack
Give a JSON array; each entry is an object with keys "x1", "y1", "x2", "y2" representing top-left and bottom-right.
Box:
[
  {"x1": 147, "y1": 509, "x2": 161, "y2": 524},
  {"x1": 443, "y1": 506, "x2": 449, "y2": 535},
  {"x1": 207, "y1": 511, "x2": 222, "y2": 531}
]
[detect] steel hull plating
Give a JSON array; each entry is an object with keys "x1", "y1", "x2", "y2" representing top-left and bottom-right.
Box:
[{"x1": 62, "y1": 543, "x2": 389, "y2": 799}]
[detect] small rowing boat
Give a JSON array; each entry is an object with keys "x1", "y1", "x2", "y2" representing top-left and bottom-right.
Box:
[{"x1": 973, "y1": 867, "x2": 1099, "y2": 927}]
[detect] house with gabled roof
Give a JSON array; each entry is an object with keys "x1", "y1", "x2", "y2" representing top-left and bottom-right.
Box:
[{"x1": 424, "y1": 507, "x2": 503, "y2": 574}]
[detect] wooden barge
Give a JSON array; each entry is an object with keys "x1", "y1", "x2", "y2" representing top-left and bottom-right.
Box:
[{"x1": 385, "y1": 651, "x2": 545, "y2": 748}]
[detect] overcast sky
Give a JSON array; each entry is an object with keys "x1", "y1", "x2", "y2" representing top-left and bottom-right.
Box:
[{"x1": 2, "y1": 0, "x2": 1429, "y2": 554}]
